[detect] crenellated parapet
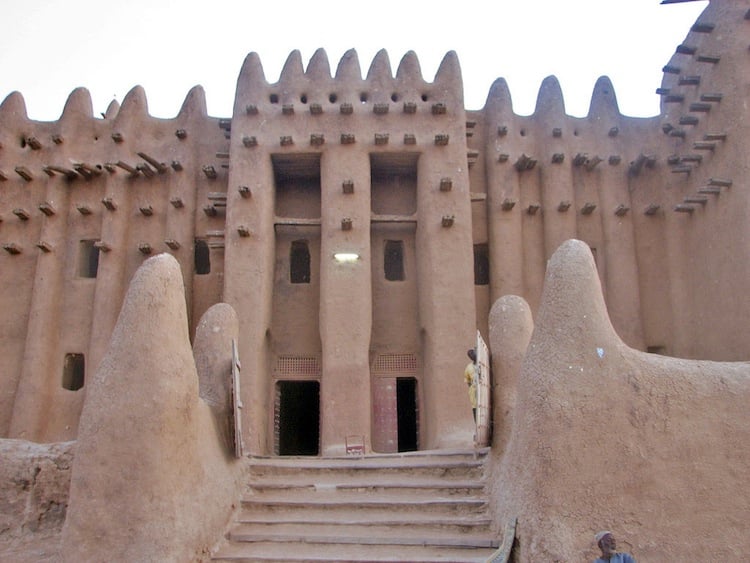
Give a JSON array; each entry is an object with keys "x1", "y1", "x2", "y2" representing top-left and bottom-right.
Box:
[
  {"x1": 0, "y1": 84, "x2": 229, "y2": 441},
  {"x1": 227, "y1": 48, "x2": 465, "y2": 159},
  {"x1": 233, "y1": 48, "x2": 462, "y2": 115}
]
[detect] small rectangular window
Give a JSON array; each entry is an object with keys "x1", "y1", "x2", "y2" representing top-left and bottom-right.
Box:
[
  {"x1": 195, "y1": 239, "x2": 210, "y2": 275},
  {"x1": 290, "y1": 240, "x2": 311, "y2": 283},
  {"x1": 384, "y1": 240, "x2": 405, "y2": 281},
  {"x1": 473, "y1": 244, "x2": 489, "y2": 286},
  {"x1": 78, "y1": 240, "x2": 100, "y2": 278},
  {"x1": 62, "y1": 353, "x2": 85, "y2": 391}
]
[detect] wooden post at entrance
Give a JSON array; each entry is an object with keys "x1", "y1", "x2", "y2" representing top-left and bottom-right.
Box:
[{"x1": 475, "y1": 331, "x2": 491, "y2": 447}]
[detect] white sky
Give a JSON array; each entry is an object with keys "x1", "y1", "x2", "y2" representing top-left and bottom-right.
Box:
[{"x1": 0, "y1": 0, "x2": 708, "y2": 121}]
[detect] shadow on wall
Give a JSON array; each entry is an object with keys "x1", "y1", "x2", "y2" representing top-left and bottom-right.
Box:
[{"x1": 486, "y1": 239, "x2": 750, "y2": 562}]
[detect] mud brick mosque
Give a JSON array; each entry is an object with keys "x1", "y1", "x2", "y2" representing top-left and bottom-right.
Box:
[{"x1": 1, "y1": 0, "x2": 750, "y2": 561}]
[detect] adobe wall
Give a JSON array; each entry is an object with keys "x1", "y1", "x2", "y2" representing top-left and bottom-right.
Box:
[
  {"x1": 653, "y1": 0, "x2": 750, "y2": 360},
  {"x1": 486, "y1": 239, "x2": 750, "y2": 561},
  {"x1": 473, "y1": 0, "x2": 750, "y2": 361},
  {"x1": 478, "y1": 75, "x2": 658, "y2": 353},
  {"x1": 0, "y1": 439, "x2": 73, "y2": 562},
  {"x1": 225, "y1": 49, "x2": 477, "y2": 454},
  {"x1": 1, "y1": 86, "x2": 227, "y2": 442}
]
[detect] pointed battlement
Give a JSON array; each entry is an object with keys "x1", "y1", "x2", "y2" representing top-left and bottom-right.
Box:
[{"x1": 232, "y1": 49, "x2": 464, "y2": 120}]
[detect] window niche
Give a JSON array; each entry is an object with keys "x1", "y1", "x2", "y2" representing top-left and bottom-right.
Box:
[
  {"x1": 272, "y1": 153, "x2": 321, "y2": 219},
  {"x1": 195, "y1": 239, "x2": 210, "y2": 275},
  {"x1": 370, "y1": 153, "x2": 418, "y2": 216},
  {"x1": 473, "y1": 244, "x2": 489, "y2": 286},
  {"x1": 290, "y1": 240, "x2": 311, "y2": 284},
  {"x1": 62, "y1": 353, "x2": 85, "y2": 391},
  {"x1": 78, "y1": 240, "x2": 100, "y2": 278},
  {"x1": 384, "y1": 240, "x2": 405, "y2": 281}
]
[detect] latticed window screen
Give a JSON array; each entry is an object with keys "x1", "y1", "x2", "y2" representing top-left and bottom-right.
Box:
[
  {"x1": 274, "y1": 356, "x2": 321, "y2": 377},
  {"x1": 371, "y1": 353, "x2": 418, "y2": 376}
]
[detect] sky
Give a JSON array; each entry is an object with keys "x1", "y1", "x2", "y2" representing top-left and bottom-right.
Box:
[{"x1": 0, "y1": 0, "x2": 708, "y2": 121}]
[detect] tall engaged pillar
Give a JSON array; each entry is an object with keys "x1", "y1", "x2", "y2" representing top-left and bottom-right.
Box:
[
  {"x1": 414, "y1": 53, "x2": 476, "y2": 449},
  {"x1": 485, "y1": 79, "x2": 524, "y2": 303},
  {"x1": 588, "y1": 78, "x2": 646, "y2": 350},
  {"x1": 416, "y1": 149, "x2": 476, "y2": 449},
  {"x1": 225, "y1": 53, "x2": 276, "y2": 455},
  {"x1": 86, "y1": 88, "x2": 148, "y2": 373},
  {"x1": 9, "y1": 89, "x2": 91, "y2": 441},
  {"x1": 319, "y1": 150, "x2": 372, "y2": 455},
  {"x1": 535, "y1": 77, "x2": 577, "y2": 261},
  {"x1": 9, "y1": 169, "x2": 66, "y2": 441}
]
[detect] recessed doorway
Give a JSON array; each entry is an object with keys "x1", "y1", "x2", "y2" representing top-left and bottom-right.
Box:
[
  {"x1": 397, "y1": 377, "x2": 418, "y2": 452},
  {"x1": 275, "y1": 380, "x2": 320, "y2": 456},
  {"x1": 372, "y1": 376, "x2": 419, "y2": 453}
]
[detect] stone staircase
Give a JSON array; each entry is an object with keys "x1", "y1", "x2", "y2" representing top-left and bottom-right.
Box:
[{"x1": 211, "y1": 448, "x2": 500, "y2": 562}]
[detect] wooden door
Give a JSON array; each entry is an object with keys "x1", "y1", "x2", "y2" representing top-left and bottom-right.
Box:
[
  {"x1": 475, "y1": 331, "x2": 491, "y2": 446},
  {"x1": 372, "y1": 377, "x2": 398, "y2": 453}
]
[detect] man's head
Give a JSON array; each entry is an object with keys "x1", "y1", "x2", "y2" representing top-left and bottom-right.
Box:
[
  {"x1": 595, "y1": 531, "x2": 616, "y2": 556},
  {"x1": 467, "y1": 349, "x2": 476, "y2": 362}
]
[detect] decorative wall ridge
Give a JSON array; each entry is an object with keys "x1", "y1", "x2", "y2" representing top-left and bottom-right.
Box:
[
  {"x1": 278, "y1": 50, "x2": 306, "y2": 87},
  {"x1": 306, "y1": 48, "x2": 332, "y2": 80},
  {"x1": 365, "y1": 49, "x2": 393, "y2": 85},
  {"x1": 104, "y1": 99, "x2": 120, "y2": 120},
  {"x1": 587, "y1": 76, "x2": 621, "y2": 120},
  {"x1": 395, "y1": 51, "x2": 423, "y2": 82},
  {"x1": 234, "y1": 49, "x2": 464, "y2": 113},
  {"x1": 0, "y1": 91, "x2": 29, "y2": 125},
  {"x1": 433, "y1": 51, "x2": 463, "y2": 100},
  {"x1": 334, "y1": 48, "x2": 362, "y2": 81},
  {"x1": 484, "y1": 78, "x2": 514, "y2": 115},
  {"x1": 115, "y1": 85, "x2": 149, "y2": 124},
  {"x1": 177, "y1": 85, "x2": 208, "y2": 120},
  {"x1": 533, "y1": 76, "x2": 566, "y2": 118},
  {"x1": 60, "y1": 87, "x2": 94, "y2": 122}
]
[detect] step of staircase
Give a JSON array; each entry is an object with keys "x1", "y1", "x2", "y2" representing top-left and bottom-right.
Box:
[{"x1": 211, "y1": 448, "x2": 499, "y2": 563}]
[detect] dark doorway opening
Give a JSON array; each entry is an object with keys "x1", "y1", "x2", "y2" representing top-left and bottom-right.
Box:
[
  {"x1": 276, "y1": 380, "x2": 320, "y2": 456},
  {"x1": 384, "y1": 240, "x2": 405, "y2": 281},
  {"x1": 78, "y1": 240, "x2": 100, "y2": 279},
  {"x1": 195, "y1": 239, "x2": 210, "y2": 275},
  {"x1": 62, "y1": 353, "x2": 85, "y2": 391},
  {"x1": 290, "y1": 240, "x2": 311, "y2": 283},
  {"x1": 397, "y1": 377, "x2": 418, "y2": 452},
  {"x1": 473, "y1": 244, "x2": 489, "y2": 286}
]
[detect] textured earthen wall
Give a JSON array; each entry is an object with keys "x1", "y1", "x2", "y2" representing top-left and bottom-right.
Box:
[
  {"x1": 475, "y1": 0, "x2": 750, "y2": 361},
  {"x1": 61, "y1": 254, "x2": 244, "y2": 562},
  {"x1": 0, "y1": 439, "x2": 73, "y2": 562},
  {"x1": 226, "y1": 49, "x2": 477, "y2": 454},
  {"x1": 487, "y1": 239, "x2": 750, "y2": 561},
  {"x1": 2, "y1": 85, "x2": 227, "y2": 442},
  {"x1": 481, "y1": 73, "x2": 660, "y2": 351},
  {"x1": 654, "y1": 0, "x2": 750, "y2": 360}
]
